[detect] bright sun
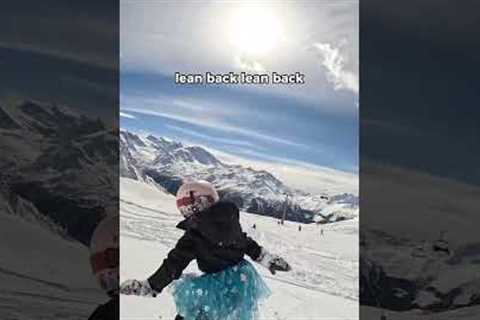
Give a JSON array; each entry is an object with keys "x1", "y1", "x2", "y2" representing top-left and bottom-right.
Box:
[{"x1": 229, "y1": 7, "x2": 283, "y2": 56}]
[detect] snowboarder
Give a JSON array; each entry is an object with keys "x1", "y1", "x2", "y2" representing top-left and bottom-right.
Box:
[
  {"x1": 88, "y1": 213, "x2": 119, "y2": 320},
  {"x1": 120, "y1": 180, "x2": 291, "y2": 320}
]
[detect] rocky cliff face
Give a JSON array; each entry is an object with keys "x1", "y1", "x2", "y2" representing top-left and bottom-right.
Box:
[{"x1": 0, "y1": 100, "x2": 117, "y2": 244}]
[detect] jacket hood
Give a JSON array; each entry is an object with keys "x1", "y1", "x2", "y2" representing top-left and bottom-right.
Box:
[{"x1": 176, "y1": 201, "x2": 243, "y2": 246}]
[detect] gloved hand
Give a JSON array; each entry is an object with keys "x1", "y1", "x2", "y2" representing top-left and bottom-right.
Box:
[
  {"x1": 120, "y1": 279, "x2": 158, "y2": 297},
  {"x1": 256, "y1": 248, "x2": 291, "y2": 275}
]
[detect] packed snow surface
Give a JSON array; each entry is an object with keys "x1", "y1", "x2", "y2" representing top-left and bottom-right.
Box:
[
  {"x1": 120, "y1": 178, "x2": 359, "y2": 319},
  {"x1": 0, "y1": 199, "x2": 105, "y2": 319}
]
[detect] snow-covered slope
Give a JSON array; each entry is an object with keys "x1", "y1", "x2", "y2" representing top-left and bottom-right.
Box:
[
  {"x1": 120, "y1": 130, "x2": 358, "y2": 224},
  {"x1": 120, "y1": 177, "x2": 359, "y2": 319},
  {"x1": 0, "y1": 190, "x2": 105, "y2": 319},
  {"x1": 361, "y1": 165, "x2": 480, "y2": 313}
]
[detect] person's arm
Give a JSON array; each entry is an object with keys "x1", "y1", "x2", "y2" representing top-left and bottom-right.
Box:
[
  {"x1": 120, "y1": 233, "x2": 196, "y2": 296},
  {"x1": 245, "y1": 235, "x2": 291, "y2": 275},
  {"x1": 147, "y1": 232, "x2": 196, "y2": 292},
  {"x1": 245, "y1": 234, "x2": 262, "y2": 260}
]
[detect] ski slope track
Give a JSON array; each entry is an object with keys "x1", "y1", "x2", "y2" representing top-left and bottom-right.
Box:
[
  {"x1": 0, "y1": 192, "x2": 105, "y2": 319},
  {"x1": 120, "y1": 178, "x2": 359, "y2": 319}
]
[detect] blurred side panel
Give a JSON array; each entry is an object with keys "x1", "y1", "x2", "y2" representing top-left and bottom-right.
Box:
[
  {"x1": 0, "y1": 1, "x2": 119, "y2": 319},
  {"x1": 360, "y1": 0, "x2": 480, "y2": 319}
]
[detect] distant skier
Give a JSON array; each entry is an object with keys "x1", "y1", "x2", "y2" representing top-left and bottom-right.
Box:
[
  {"x1": 120, "y1": 180, "x2": 291, "y2": 320},
  {"x1": 298, "y1": 225, "x2": 302, "y2": 232},
  {"x1": 252, "y1": 223, "x2": 256, "y2": 230},
  {"x1": 320, "y1": 228, "x2": 324, "y2": 236},
  {"x1": 88, "y1": 213, "x2": 119, "y2": 320},
  {"x1": 432, "y1": 230, "x2": 450, "y2": 255}
]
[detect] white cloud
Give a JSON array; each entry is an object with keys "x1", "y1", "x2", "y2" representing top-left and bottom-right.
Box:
[
  {"x1": 234, "y1": 55, "x2": 265, "y2": 73},
  {"x1": 120, "y1": 111, "x2": 136, "y2": 119},
  {"x1": 121, "y1": 106, "x2": 307, "y2": 148},
  {"x1": 208, "y1": 147, "x2": 358, "y2": 195},
  {"x1": 164, "y1": 124, "x2": 265, "y2": 150},
  {"x1": 120, "y1": 1, "x2": 359, "y2": 110},
  {"x1": 172, "y1": 99, "x2": 209, "y2": 112},
  {"x1": 312, "y1": 42, "x2": 358, "y2": 94}
]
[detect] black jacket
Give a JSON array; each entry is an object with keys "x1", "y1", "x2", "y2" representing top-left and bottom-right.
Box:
[{"x1": 147, "y1": 201, "x2": 262, "y2": 292}]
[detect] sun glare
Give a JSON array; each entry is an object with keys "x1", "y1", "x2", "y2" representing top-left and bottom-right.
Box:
[{"x1": 229, "y1": 7, "x2": 283, "y2": 56}]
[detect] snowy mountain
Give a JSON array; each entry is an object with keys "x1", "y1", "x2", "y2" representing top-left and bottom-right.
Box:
[
  {"x1": 120, "y1": 129, "x2": 358, "y2": 223},
  {"x1": 361, "y1": 228, "x2": 480, "y2": 313},
  {"x1": 0, "y1": 100, "x2": 113, "y2": 318},
  {"x1": 360, "y1": 165, "x2": 480, "y2": 314},
  {"x1": 0, "y1": 99, "x2": 117, "y2": 244}
]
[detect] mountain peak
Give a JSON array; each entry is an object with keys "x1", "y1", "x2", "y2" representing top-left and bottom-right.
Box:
[{"x1": 120, "y1": 129, "x2": 358, "y2": 223}]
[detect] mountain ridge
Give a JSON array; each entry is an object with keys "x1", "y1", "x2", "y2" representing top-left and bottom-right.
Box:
[
  {"x1": 0, "y1": 99, "x2": 117, "y2": 245},
  {"x1": 120, "y1": 129, "x2": 358, "y2": 223}
]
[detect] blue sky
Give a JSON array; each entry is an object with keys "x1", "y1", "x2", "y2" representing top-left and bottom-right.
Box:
[
  {"x1": 120, "y1": 1, "x2": 358, "y2": 174},
  {"x1": 121, "y1": 71, "x2": 358, "y2": 172}
]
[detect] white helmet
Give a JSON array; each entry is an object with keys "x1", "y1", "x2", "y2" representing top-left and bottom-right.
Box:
[
  {"x1": 176, "y1": 180, "x2": 219, "y2": 217},
  {"x1": 89, "y1": 214, "x2": 119, "y2": 296}
]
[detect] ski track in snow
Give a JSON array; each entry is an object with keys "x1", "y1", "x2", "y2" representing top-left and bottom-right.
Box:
[
  {"x1": 120, "y1": 178, "x2": 359, "y2": 319},
  {"x1": 0, "y1": 210, "x2": 105, "y2": 319}
]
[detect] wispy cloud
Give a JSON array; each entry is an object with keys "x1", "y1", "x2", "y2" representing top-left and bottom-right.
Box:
[
  {"x1": 121, "y1": 106, "x2": 307, "y2": 148},
  {"x1": 234, "y1": 55, "x2": 265, "y2": 72},
  {"x1": 172, "y1": 99, "x2": 209, "y2": 112},
  {"x1": 164, "y1": 124, "x2": 265, "y2": 150},
  {"x1": 208, "y1": 147, "x2": 358, "y2": 195},
  {"x1": 0, "y1": 5, "x2": 116, "y2": 70},
  {"x1": 121, "y1": 1, "x2": 359, "y2": 110},
  {"x1": 120, "y1": 111, "x2": 136, "y2": 119},
  {"x1": 312, "y1": 42, "x2": 358, "y2": 94}
]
